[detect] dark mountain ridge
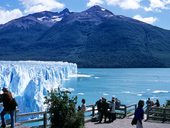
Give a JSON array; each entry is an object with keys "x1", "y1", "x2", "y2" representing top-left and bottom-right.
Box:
[{"x1": 0, "y1": 5, "x2": 170, "y2": 68}]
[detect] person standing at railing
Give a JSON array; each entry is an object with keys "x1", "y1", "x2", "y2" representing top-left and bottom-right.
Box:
[
  {"x1": 109, "y1": 97, "x2": 116, "y2": 122},
  {"x1": 81, "y1": 99, "x2": 86, "y2": 112},
  {"x1": 146, "y1": 98, "x2": 151, "y2": 110},
  {"x1": 155, "y1": 99, "x2": 160, "y2": 107},
  {"x1": 99, "y1": 97, "x2": 109, "y2": 123},
  {"x1": 134, "y1": 100, "x2": 144, "y2": 128},
  {"x1": 0, "y1": 87, "x2": 17, "y2": 128},
  {"x1": 96, "y1": 98, "x2": 102, "y2": 122}
]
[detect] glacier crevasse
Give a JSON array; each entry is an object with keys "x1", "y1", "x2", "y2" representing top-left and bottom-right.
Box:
[{"x1": 0, "y1": 61, "x2": 77, "y2": 113}]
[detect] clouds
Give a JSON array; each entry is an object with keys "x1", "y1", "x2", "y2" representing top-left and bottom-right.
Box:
[
  {"x1": 0, "y1": 0, "x2": 65, "y2": 24},
  {"x1": 0, "y1": 9, "x2": 23, "y2": 24},
  {"x1": 0, "y1": 0, "x2": 167, "y2": 28},
  {"x1": 19, "y1": 0, "x2": 65, "y2": 13},
  {"x1": 87, "y1": 0, "x2": 142, "y2": 9},
  {"x1": 133, "y1": 15, "x2": 157, "y2": 24},
  {"x1": 105, "y1": 0, "x2": 141, "y2": 9},
  {"x1": 144, "y1": 0, "x2": 170, "y2": 12},
  {"x1": 87, "y1": 0, "x2": 104, "y2": 7},
  {"x1": 86, "y1": 0, "x2": 166, "y2": 25},
  {"x1": 86, "y1": 0, "x2": 170, "y2": 11}
]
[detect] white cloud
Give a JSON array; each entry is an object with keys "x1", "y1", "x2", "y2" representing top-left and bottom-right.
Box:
[
  {"x1": 19, "y1": 0, "x2": 65, "y2": 13},
  {"x1": 0, "y1": 9, "x2": 23, "y2": 24},
  {"x1": 133, "y1": 15, "x2": 157, "y2": 24},
  {"x1": 86, "y1": 0, "x2": 170, "y2": 11},
  {"x1": 87, "y1": 0, "x2": 141, "y2": 9},
  {"x1": 106, "y1": 0, "x2": 141, "y2": 9},
  {"x1": 144, "y1": 0, "x2": 170, "y2": 12},
  {"x1": 87, "y1": 0, "x2": 104, "y2": 7}
]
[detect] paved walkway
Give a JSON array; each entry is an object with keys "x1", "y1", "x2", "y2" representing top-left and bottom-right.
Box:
[
  {"x1": 85, "y1": 118, "x2": 170, "y2": 128},
  {"x1": 5, "y1": 123, "x2": 30, "y2": 128}
]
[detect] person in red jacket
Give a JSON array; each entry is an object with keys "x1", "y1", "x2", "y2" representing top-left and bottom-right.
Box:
[{"x1": 0, "y1": 87, "x2": 15, "y2": 128}]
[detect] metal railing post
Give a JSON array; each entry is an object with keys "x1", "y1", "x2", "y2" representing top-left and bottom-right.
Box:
[
  {"x1": 43, "y1": 111, "x2": 47, "y2": 128},
  {"x1": 92, "y1": 105, "x2": 95, "y2": 117},
  {"x1": 162, "y1": 108, "x2": 166, "y2": 123},
  {"x1": 146, "y1": 106, "x2": 150, "y2": 120},
  {"x1": 124, "y1": 105, "x2": 127, "y2": 118},
  {"x1": 14, "y1": 110, "x2": 17, "y2": 123}
]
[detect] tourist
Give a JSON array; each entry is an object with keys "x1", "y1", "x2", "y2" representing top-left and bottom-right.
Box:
[
  {"x1": 100, "y1": 97, "x2": 109, "y2": 123},
  {"x1": 109, "y1": 97, "x2": 116, "y2": 122},
  {"x1": 151, "y1": 100, "x2": 155, "y2": 106},
  {"x1": 115, "y1": 98, "x2": 121, "y2": 109},
  {"x1": 155, "y1": 99, "x2": 160, "y2": 107},
  {"x1": 146, "y1": 98, "x2": 152, "y2": 111},
  {"x1": 134, "y1": 100, "x2": 144, "y2": 128},
  {"x1": 0, "y1": 87, "x2": 17, "y2": 128},
  {"x1": 77, "y1": 105, "x2": 81, "y2": 111},
  {"x1": 95, "y1": 98, "x2": 103, "y2": 121},
  {"x1": 81, "y1": 99, "x2": 86, "y2": 112}
]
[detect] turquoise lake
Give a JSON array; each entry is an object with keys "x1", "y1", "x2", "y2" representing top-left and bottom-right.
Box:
[{"x1": 63, "y1": 68, "x2": 170, "y2": 106}]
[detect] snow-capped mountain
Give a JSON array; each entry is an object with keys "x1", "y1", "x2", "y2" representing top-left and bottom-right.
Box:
[
  {"x1": 1, "y1": 8, "x2": 70, "y2": 29},
  {"x1": 59, "y1": 5, "x2": 115, "y2": 24},
  {"x1": 0, "y1": 61, "x2": 77, "y2": 113},
  {"x1": 0, "y1": 6, "x2": 170, "y2": 68}
]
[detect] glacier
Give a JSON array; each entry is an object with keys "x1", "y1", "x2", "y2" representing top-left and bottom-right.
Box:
[{"x1": 0, "y1": 61, "x2": 77, "y2": 113}]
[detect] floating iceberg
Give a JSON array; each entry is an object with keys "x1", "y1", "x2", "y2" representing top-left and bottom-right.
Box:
[{"x1": 0, "y1": 61, "x2": 77, "y2": 113}]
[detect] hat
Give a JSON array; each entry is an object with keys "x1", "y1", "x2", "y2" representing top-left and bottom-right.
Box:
[
  {"x1": 112, "y1": 97, "x2": 115, "y2": 101},
  {"x1": 2, "y1": 87, "x2": 8, "y2": 92}
]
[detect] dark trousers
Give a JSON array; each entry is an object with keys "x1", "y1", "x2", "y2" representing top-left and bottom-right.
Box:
[
  {"x1": 109, "y1": 113, "x2": 116, "y2": 122},
  {"x1": 1, "y1": 109, "x2": 15, "y2": 128},
  {"x1": 99, "y1": 111, "x2": 108, "y2": 123}
]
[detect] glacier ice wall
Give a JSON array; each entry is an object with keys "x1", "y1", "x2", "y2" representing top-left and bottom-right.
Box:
[{"x1": 0, "y1": 61, "x2": 77, "y2": 113}]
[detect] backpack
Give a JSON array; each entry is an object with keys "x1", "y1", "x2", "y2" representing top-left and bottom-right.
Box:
[
  {"x1": 10, "y1": 98, "x2": 18, "y2": 110},
  {"x1": 4, "y1": 92, "x2": 13, "y2": 103},
  {"x1": 131, "y1": 117, "x2": 137, "y2": 125},
  {"x1": 3, "y1": 92, "x2": 17, "y2": 110}
]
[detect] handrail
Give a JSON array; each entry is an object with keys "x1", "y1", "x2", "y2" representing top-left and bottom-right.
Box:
[
  {"x1": 126, "y1": 104, "x2": 137, "y2": 108},
  {"x1": 146, "y1": 106, "x2": 170, "y2": 122},
  {"x1": 17, "y1": 111, "x2": 46, "y2": 117},
  {"x1": 0, "y1": 103, "x2": 138, "y2": 127},
  {"x1": 84, "y1": 103, "x2": 137, "y2": 121},
  {"x1": 17, "y1": 111, "x2": 48, "y2": 127},
  {"x1": 125, "y1": 104, "x2": 137, "y2": 117}
]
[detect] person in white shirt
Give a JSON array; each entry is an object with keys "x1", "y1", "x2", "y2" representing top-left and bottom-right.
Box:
[{"x1": 81, "y1": 99, "x2": 86, "y2": 112}]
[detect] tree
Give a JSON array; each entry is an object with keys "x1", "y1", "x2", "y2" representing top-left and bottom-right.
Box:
[
  {"x1": 44, "y1": 88, "x2": 84, "y2": 128},
  {"x1": 166, "y1": 100, "x2": 170, "y2": 107}
]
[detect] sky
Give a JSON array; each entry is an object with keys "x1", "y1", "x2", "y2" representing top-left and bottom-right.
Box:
[{"x1": 0, "y1": 0, "x2": 170, "y2": 30}]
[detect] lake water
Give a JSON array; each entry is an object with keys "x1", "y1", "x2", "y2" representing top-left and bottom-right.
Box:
[{"x1": 63, "y1": 68, "x2": 170, "y2": 106}]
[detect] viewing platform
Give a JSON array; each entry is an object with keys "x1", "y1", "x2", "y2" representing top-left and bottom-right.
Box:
[
  {"x1": 0, "y1": 103, "x2": 170, "y2": 128},
  {"x1": 85, "y1": 117, "x2": 170, "y2": 128}
]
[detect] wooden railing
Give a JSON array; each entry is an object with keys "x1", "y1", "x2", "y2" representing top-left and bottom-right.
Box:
[
  {"x1": 16, "y1": 111, "x2": 48, "y2": 128},
  {"x1": 84, "y1": 103, "x2": 137, "y2": 121},
  {"x1": 0, "y1": 103, "x2": 137, "y2": 127},
  {"x1": 125, "y1": 104, "x2": 137, "y2": 117},
  {"x1": 146, "y1": 106, "x2": 170, "y2": 122}
]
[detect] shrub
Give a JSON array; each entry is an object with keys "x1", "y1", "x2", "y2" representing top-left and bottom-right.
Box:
[
  {"x1": 166, "y1": 100, "x2": 170, "y2": 107},
  {"x1": 44, "y1": 88, "x2": 84, "y2": 128}
]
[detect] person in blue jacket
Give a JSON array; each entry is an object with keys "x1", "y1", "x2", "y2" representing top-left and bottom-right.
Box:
[{"x1": 134, "y1": 100, "x2": 144, "y2": 128}]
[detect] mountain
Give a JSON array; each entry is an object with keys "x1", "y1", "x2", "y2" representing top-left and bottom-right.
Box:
[
  {"x1": 0, "y1": 9, "x2": 70, "y2": 57},
  {"x1": 0, "y1": 5, "x2": 170, "y2": 68}
]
